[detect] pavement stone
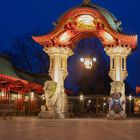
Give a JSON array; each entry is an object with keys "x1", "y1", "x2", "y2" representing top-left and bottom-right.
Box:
[{"x1": 0, "y1": 117, "x2": 140, "y2": 140}]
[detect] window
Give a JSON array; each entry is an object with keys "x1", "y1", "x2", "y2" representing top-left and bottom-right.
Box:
[
  {"x1": 61, "y1": 58, "x2": 63, "y2": 69},
  {"x1": 112, "y1": 58, "x2": 115, "y2": 69},
  {"x1": 51, "y1": 58, "x2": 54, "y2": 69},
  {"x1": 122, "y1": 58, "x2": 125, "y2": 70}
]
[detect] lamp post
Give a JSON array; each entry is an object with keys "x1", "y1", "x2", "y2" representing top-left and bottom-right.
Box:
[
  {"x1": 30, "y1": 91, "x2": 35, "y2": 116},
  {"x1": 28, "y1": 91, "x2": 35, "y2": 116},
  {"x1": 128, "y1": 95, "x2": 132, "y2": 114},
  {"x1": 103, "y1": 103, "x2": 106, "y2": 113},
  {"x1": 95, "y1": 97, "x2": 100, "y2": 115},
  {"x1": 80, "y1": 57, "x2": 97, "y2": 69},
  {"x1": 80, "y1": 95, "x2": 84, "y2": 113},
  {"x1": 41, "y1": 94, "x2": 46, "y2": 105}
]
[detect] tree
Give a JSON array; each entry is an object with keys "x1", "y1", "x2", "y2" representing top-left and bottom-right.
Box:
[{"x1": 6, "y1": 29, "x2": 50, "y2": 74}]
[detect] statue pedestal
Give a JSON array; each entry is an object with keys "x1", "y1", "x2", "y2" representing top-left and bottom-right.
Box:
[
  {"x1": 38, "y1": 111, "x2": 71, "y2": 119},
  {"x1": 38, "y1": 111, "x2": 54, "y2": 119},
  {"x1": 106, "y1": 111, "x2": 127, "y2": 120}
]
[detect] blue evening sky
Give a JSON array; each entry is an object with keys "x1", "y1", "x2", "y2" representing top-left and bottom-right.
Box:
[{"x1": 0, "y1": 0, "x2": 140, "y2": 89}]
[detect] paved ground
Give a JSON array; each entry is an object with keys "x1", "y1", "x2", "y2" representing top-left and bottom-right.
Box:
[{"x1": 0, "y1": 117, "x2": 140, "y2": 140}]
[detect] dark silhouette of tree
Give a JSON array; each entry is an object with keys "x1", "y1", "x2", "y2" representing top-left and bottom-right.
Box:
[{"x1": 6, "y1": 29, "x2": 49, "y2": 74}]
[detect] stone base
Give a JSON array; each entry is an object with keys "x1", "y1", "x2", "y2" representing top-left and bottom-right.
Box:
[
  {"x1": 106, "y1": 111, "x2": 127, "y2": 120},
  {"x1": 38, "y1": 111, "x2": 72, "y2": 119},
  {"x1": 38, "y1": 111, "x2": 54, "y2": 119}
]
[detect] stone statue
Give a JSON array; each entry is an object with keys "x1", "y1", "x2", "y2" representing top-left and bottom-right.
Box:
[
  {"x1": 38, "y1": 80, "x2": 68, "y2": 119},
  {"x1": 106, "y1": 92, "x2": 126, "y2": 120},
  {"x1": 110, "y1": 81, "x2": 125, "y2": 110}
]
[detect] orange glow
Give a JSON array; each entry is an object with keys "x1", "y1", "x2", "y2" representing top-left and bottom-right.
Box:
[
  {"x1": 32, "y1": 7, "x2": 137, "y2": 49},
  {"x1": 136, "y1": 87, "x2": 140, "y2": 94}
]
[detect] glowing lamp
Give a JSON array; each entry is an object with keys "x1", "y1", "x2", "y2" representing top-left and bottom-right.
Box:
[
  {"x1": 129, "y1": 95, "x2": 132, "y2": 101},
  {"x1": 30, "y1": 92, "x2": 34, "y2": 98},
  {"x1": 18, "y1": 94, "x2": 21, "y2": 99},
  {"x1": 1, "y1": 89, "x2": 5, "y2": 97},
  {"x1": 80, "y1": 95, "x2": 84, "y2": 101},
  {"x1": 80, "y1": 58, "x2": 85, "y2": 62},
  {"x1": 80, "y1": 57, "x2": 97, "y2": 69},
  {"x1": 88, "y1": 100, "x2": 91, "y2": 103},
  {"x1": 93, "y1": 57, "x2": 97, "y2": 62},
  {"x1": 42, "y1": 94, "x2": 46, "y2": 100}
]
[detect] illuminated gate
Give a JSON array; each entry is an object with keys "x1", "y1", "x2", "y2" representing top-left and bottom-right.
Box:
[{"x1": 32, "y1": 0, "x2": 137, "y2": 118}]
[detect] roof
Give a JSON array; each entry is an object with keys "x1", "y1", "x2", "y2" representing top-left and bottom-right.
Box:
[
  {"x1": 0, "y1": 55, "x2": 51, "y2": 94},
  {"x1": 14, "y1": 67, "x2": 51, "y2": 85},
  {"x1": 0, "y1": 55, "x2": 51, "y2": 85},
  {"x1": 32, "y1": 1, "x2": 137, "y2": 50},
  {"x1": 56, "y1": 1, "x2": 122, "y2": 32},
  {"x1": 0, "y1": 73, "x2": 43, "y2": 94},
  {"x1": 0, "y1": 55, "x2": 20, "y2": 78}
]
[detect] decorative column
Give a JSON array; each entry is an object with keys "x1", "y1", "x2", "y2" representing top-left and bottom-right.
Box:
[
  {"x1": 41, "y1": 46, "x2": 73, "y2": 118},
  {"x1": 44, "y1": 47, "x2": 73, "y2": 87},
  {"x1": 105, "y1": 46, "x2": 131, "y2": 82},
  {"x1": 105, "y1": 46, "x2": 132, "y2": 119}
]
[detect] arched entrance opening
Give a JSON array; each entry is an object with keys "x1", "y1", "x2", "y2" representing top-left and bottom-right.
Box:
[
  {"x1": 65, "y1": 37, "x2": 111, "y2": 116},
  {"x1": 32, "y1": 1, "x2": 137, "y2": 119},
  {"x1": 66, "y1": 37, "x2": 111, "y2": 95}
]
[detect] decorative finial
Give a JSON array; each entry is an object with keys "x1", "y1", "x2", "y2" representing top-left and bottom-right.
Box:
[
  {"x1": 83, "y1": 0, "x2": 91, "y2": 4},
  {"x1": 82, "y1": 0, "x2": 92, "y2": 5}
]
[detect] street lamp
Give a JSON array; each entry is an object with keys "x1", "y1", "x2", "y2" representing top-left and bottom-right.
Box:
[
  {"x1": 80, "y1": 95, "x2": 84, "y2": 113},
  {"x1": 88, "y1": 100, "x2": 91, "y2": 104},
  {"x1": 129, "y1": 95, "x2": 132, "y2": 101},
  {"x1": 128, "y1": 95, "x2": 132, "y2": 114},
  {"x1": 80, "y1": 94, "x2": 84, "y2": 101},
  {"x1": 30, "y1": 91, "x2": 34, "y2": 101},
  {"x1": 18, "y1": 94, "x2": 21, "y2": 99},
  {"x1": 103, "y1": 102, "x2": 106, "y2": 113},
  {"x1": 0, "y1": 89, "x2": 5, "y2": 97},
  {"x1": 41, "y1": 94, "x2": 46, "y2": 105},
  {"x1": 41, "y1": 94, "x2": 46, "y2": 100},
  {"x1": 80, "y1": 57, "x2": 97, "y2": 69},
  {"x1": 28, "y1": 91, "x2": 35, "y2": 116}
]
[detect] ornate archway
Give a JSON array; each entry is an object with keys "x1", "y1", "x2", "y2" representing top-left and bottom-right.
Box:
[{"x1": 32, "y1": 0, "x2": 137, "y2": 118}]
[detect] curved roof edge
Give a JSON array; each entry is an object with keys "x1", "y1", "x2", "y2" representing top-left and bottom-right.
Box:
[{"x1": 55, "y1": 2, "x2": 122, "y2": 32}]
